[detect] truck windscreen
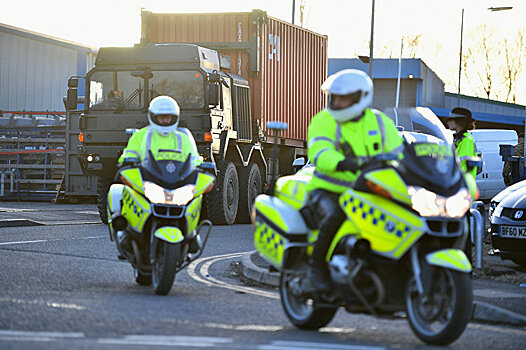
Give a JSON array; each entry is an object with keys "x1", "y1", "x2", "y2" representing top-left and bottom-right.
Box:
[
  {"x1": 89, "y1": 71, "x2": 144, "y2": 111},
  {"x1": 149, "y1": 71, "x2": 204, "y2": 109}
]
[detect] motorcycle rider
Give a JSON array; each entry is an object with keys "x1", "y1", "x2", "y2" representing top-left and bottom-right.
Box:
[
  {"x1": 109, "y1": 95, "x2": 201, "y2": 255},
  {"x1": 118, "y1": 95, "x2": 199, "y2": 166},
  {"x1": 446, "y1": 107, "x2": 477, "y2": 179},
  {"x1": 307, "y1": 69, "x2": 404, "y2": 292}
]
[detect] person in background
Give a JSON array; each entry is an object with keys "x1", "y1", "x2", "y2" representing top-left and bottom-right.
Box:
[
  {"x1": 503, "y1": 133, "x2": 525, "y2": 186},
  {"x1": 446, "y1": 107, "x2": 477, "y2": 179}
]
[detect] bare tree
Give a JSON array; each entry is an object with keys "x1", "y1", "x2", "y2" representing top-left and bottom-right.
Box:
[
  {"x1": 403, "y1": 34, "x2": 422, "y2": 58},
  {"x1": 501, "y1": 29, "x2": 526, "y2": 103},
  {"x1": 462, "y1": 24, "x2": 501, "y2": 99}
]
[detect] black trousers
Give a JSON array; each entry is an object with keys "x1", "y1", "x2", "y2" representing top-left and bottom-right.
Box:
[{"x1": 309, "y1": 189, "x2": 346, "y2": 268}]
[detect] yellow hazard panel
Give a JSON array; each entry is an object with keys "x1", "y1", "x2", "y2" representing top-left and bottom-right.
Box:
[
  {"x1": 185, "y1": 197, "x2": 201, "y2": 233},
  {"x1": 253, "y1": 218, "x2": 287, "y2": 269},
  {"x1": 120, "y1": 168, "x2": 144, "y2": 194},
  {"x1": 275, "y1": 174, "x2": 312, "y2": 209},
  {"x1": 121, "y1": 186, "x2": 151, "y2": 231},
  {"x1": 340, "y1": 190, "x2": 425, "y2": 259}
]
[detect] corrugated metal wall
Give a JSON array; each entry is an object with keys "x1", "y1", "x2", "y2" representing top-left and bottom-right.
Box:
[
  {"x1": 0, "y1": 24, "x2": 94, "y2": 112},
  {"x1": 145, "y1": 11, "x2": 327, "y2": 142}
]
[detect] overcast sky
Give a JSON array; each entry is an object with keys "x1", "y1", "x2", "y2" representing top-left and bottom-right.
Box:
[{"x1": 2, "y1": 0, "x2": 525, "y2": 102}]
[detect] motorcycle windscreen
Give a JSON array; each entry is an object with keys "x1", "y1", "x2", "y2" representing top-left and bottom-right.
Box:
[
  {"x1": 399, "y1": 142, "x2": 462, "y2": 195},
  {"x1": 141, "y1": 150, "x2": 197, "y2": 189}
]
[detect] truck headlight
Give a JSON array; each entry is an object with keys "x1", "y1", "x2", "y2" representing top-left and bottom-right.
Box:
[
  {"x1": 409, "y1": 187, "x2": 471, "y2": 218},
  {"x1": 144, "y1": 182, "x2": 195, "y2": 205}
]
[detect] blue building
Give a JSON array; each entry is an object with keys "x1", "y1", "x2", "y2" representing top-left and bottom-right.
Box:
[{"x1": 329, "y1": 58, "x2": 526, "y2": 133}]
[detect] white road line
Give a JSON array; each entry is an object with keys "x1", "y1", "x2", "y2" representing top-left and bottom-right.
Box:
[
  {"x1": 0, "y1": 239, "x2": 47, "y2": 246},
  {"x1": 0, "y1": 236, "x2": 105, "y2": 246},
  {"x1": 260, "y1": 340, "x2": 386, "y2": 350},
  {"x1": 0, "y1": 330, "x2": 84, "y2": 342},
  {"x1": 98, "y1": 335, "x2": 233, "y2": 347},
  {"x1": 0, "y1": 297, "x2": 86, "y2": 310},
  {"x1": 187, "y1": 252, "x2": 279, "y2": 299}
]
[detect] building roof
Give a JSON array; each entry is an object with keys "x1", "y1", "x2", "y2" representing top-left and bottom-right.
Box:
[{"x1": 0, "y1": 22, "x2": 96, "y2": 53}]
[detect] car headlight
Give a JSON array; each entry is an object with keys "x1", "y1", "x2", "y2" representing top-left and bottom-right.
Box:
[
  {"x1": 408, "y1": 186, "x2": 471, "y2": 218},
  {"x1": 489, "y1": 201, "x2": 498, "y2": 219},
  {"x1": 144, "y1": 182, "x2": 195, "y2": 205},
  {"x1": 493, "y1": 206, "x2": 503, "y2": 218}
]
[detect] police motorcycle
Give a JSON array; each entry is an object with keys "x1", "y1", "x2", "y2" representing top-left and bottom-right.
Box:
[
  {"x1": 253, "y1": 122, "x2": 481, "y2": 345},
  {"x1": 107, "y1": 143, "x2": 215, "y2": 295}
]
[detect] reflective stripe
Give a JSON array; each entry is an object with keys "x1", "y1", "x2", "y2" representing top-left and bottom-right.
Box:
[
  {"x1": 313, "y1": 170, "x2": 354, "y2": 188},
  {"x1": 313, "y1": 148, "x2": 331, "y2": 165},
  {"x1": 374, "y1": 113, "x2": 386, "y2": 152},
  {"x1": 335, "y1": 123, "x2": 342, "y2": 151},
  {"x1": 142, "y1": 127, "x2": 154, "y2": 159},
  {"x1": 123, "y1": 150, "x2": 139, "y2": 157},
  {"x1": 308, "y1": 136, "x2": 337, "y2": 148}
]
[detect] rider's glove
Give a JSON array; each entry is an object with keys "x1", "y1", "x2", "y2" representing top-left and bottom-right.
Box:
[{"x1": 336, "y1": 157, "x2": 359, "y2": 172}]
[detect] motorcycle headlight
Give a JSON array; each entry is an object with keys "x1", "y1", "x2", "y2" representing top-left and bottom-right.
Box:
[
  {"x1": 144, "y1": 182, "x2": 196, "y2": 205},
  {"x1": 409, "y1": 187, "x2": 471, "y2": 218}
]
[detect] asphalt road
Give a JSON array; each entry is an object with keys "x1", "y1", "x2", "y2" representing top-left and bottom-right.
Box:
[{"x1": 0, "y1": 208, "x2": 525, "y2": 349}]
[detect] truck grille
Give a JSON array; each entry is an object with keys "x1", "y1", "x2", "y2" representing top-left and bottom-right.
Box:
[{"x1": 232, "y1": 85, "x2": 252, "y2": 141}]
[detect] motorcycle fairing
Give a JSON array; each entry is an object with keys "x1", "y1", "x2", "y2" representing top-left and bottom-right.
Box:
[
  {"x1": 275, "y1": 174, "x2": 312, "y2": 209},
  {"x1": 154, "y1": 226, "x2": 184, "y2": 243},
  {"x1": 121, "y1": 185, "x2": 151, "y2": 231},
  {"x1": 326, "y1": 220, "x2": 359, "y2": 261},
  {"x1": 194, "y1": 172, "x2": 215, "y2": 196},
  {"x1": 425, "y1": 248, "x2": 472, "y2": 273},
  {"x1": 363, "y1": 168, "x2": 411, "y2": 205},
  {"x1": 186, "y1": 197, "x2": 202, "y2": 233},
  {"x1": 120, "y1": 168, "x2": 144, "y2": 194},
  {"x1": 340, "y1": 191, "x2": 424, "y2": 259},
  {"x1": 254, "y1": 194, "x2": 309, "y2": 268}
]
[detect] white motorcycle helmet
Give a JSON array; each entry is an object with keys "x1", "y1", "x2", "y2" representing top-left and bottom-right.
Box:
[
  {"x1": 321, "y1": 69, "x2": 373, "y2": 122},
  {"x1": 148, "y1": 96, "x2": 181, "y2": 136}
]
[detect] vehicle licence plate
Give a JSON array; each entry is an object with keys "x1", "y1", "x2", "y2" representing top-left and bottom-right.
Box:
[{"x1": 499, "y1": 225, "x2": 526, "y2": 239}]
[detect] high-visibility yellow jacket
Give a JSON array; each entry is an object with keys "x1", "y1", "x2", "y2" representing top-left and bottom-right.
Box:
[
  {"x1": 307, "y1": 108, "x2": 403, "y2": 193},
  {"x1": 118, "y1": 126, "x2": 200, "y2": 166},
  {"x1": 454, "y1": 131, "x2": 477, "y2": 179}
]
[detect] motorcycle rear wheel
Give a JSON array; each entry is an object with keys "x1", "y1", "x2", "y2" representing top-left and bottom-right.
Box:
[
  {"x1": 280, "y1": 271, "x2": 337, "y2": 330},
  {"x1": 151, "y1": 239, "x2": 181, "y2": 295},
  {"x1": 406, "y1": 268, "x2": 472, "y2": 346}
]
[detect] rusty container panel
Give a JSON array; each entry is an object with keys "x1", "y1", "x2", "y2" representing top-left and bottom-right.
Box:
[{"x1": 144, "y1": 10, "x2": 328, "y2": 143}]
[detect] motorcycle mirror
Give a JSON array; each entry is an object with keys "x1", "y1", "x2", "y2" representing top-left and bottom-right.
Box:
[
  {"x1": 267, "y1": 121, "x2": 288, "y2": 131},
  {"x1": 126, "y1": 128, "x2": 138, "y2": 135}
]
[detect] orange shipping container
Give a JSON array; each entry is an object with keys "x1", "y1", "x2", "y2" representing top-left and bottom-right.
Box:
[{"x1": 141, "y1": 9, "x2": 328, "y2": 144}]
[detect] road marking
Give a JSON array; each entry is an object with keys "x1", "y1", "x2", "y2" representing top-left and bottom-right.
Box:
[
  {"x1": 259, "y1": 340, "x2": 386, "y2": 350},
  {"x1": 0, "y1": 297, "x2": 86, "y2": 310},
  {"x1": 187, "y1": 252, "x2": 279, "y2": 299},
  {"x1": 0, "y1": 239, "x2": 47, "y2": 246},
  {"x1": 0, "y1": 236, "x2": 105, "y2": 246},
  {"x1": 0, "y1": 330, "x2": 84, "y2": 342},
  {"x1": 98, "y1": 335, "x2": 233, "y2": 347}
]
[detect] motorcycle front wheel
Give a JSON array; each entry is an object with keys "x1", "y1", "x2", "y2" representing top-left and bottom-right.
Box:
[
  {"x1": 151, "y1": 239, "x2": 181, "y2": 295},
  {"x1": 406, "y1": 268, "x2": 472, "y2": 346},
  {"x1": 280, "y1": 271, "x2": 337, "y2": 330}
]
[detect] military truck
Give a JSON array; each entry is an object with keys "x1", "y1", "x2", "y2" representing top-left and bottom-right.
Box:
[{"x1": 65, "y1": 10, "x2": 327, "y2": 225}]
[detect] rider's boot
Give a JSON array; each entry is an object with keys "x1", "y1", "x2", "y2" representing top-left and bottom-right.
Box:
[{"x1": 310, "y1": 245, "x2": 332, "y2": 292}]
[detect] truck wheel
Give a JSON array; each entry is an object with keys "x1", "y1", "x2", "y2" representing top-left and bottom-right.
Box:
[
  {"x1": 237, "y1": 163, "x2": 262, "y2": 224},
  {"x1": 206, "y1": 161, "x2": 239, "y2": 225},
  {"x1": 97, "y1": 177, "x2": 112, "y2": 224}
]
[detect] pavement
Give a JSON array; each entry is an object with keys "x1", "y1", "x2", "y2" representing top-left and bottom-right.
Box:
[
  {"x1": 240, "y1": 251, "x2": 526, "y2": 328},
  {"x1": 1, "y1": 200, "x2": 525, "y2": 328}
]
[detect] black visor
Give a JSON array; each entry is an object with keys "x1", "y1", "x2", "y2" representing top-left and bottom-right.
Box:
[
  {"x1": 329, "y1": 90, "x2": 362, "y2": 110},
  {"x1": 151, "y1": 113, "x2": 179, "y2": 126}
]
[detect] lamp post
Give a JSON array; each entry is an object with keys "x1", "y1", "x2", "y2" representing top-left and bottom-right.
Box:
[
  {"x1": 292, "y1": 0, "x2": 296, "y2": 24},
  {"x1": 369, "y1": 0, "x2": 376, "y2": 79}
]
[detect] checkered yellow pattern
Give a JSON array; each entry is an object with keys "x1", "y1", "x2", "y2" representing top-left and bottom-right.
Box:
[{"x1": 253, "y1": 218, "x2": 286, "y2": 268}]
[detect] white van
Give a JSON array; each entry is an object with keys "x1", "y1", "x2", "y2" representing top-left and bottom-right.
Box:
[{"x1": 469, "y1": 129, "x2": 518, "y2": 200}]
